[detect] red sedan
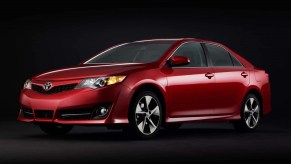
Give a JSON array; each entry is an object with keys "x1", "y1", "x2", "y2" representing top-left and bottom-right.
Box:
[{"x1": 18, "y1": 38, "x2": 271, "y2": 138}]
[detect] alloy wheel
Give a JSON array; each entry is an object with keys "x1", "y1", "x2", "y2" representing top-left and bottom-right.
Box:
[
  {"x1": 135, "y1": 95, "x2": 161, "y2": 135},
  {"x1": 243, "y1": 97, "x2": 260, "y2": 128}
]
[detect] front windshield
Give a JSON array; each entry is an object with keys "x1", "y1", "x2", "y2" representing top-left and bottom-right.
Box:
[{"x1": 85, "y1": 41, "x2": 175, "y2": 64}]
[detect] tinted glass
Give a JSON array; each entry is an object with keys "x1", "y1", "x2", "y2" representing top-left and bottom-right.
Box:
[
  {"x1": 86, "y1": 41, "x2": 175, "y2": 64},
  {"x1": 172, "y1": 42, "x2": 207, "y2": 67},
  {"x1": 205, "y1": 44, "x2": 233, "y2": 66},
  {"x1": 230, "y1": 55, "x2": 243, "y2": 66}
]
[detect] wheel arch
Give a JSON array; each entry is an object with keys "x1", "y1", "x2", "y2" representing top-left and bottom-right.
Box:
[
  {"x1": 129, "y1": 83, "x2": 167, "y2": 125},
  {"x1": 245, "y1": 88, "x2": 263, "y2": 116}
]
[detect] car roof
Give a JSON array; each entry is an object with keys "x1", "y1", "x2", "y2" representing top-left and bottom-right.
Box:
[{"x1": 132, "y1": 38, "x2": 219, "y2": 44}]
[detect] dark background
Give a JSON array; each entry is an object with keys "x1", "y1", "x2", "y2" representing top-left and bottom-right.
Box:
[
  {"x1": 1, "y1": 0, "x2": 291, "y2": 163},
  {"x1": 1, "y1": 1, "x2": 291, "y2": 118}
]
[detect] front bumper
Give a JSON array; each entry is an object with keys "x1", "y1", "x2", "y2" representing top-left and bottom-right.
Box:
[{"x1": 18, "y1": 84, "x2": 132, "y2": 125}]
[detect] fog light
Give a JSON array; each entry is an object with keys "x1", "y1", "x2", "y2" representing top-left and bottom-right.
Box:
[
  {"x1": 93, "y1": 107, "x2": 109, "y2": 119},
  {"x1": 99, "y1": 107, "x2": 108, "y2": 116}
]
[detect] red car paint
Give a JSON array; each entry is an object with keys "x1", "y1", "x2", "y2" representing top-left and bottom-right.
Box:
[{"x1": 18, "y1": 38, "x2": 271, "y2": 126}]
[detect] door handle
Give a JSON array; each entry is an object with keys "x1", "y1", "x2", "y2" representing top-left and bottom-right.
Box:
[
  {"x1": 205, "y1": 73, "x2": 214, "y2": 79},
  {"x1": 241, "y1": 72, "x2": 248, "y2": 78}
]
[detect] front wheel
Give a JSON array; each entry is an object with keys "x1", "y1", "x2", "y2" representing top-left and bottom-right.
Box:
[
  {"x1": 39, "y1": 123, "x2": 73, "y2": 135},
  {"x1": 232, "y1": 94, "x2": 261, "y2": 132},
  {"x1": 129, "y1": 91, "x2": 163, "y2": 139}
]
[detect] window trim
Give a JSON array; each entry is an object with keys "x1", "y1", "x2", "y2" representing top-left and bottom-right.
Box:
[
  {"x1": 166, "y1": 41, "x2": 209, "y2": 68},
  {"x1": 229, "y1": 52, "x2": 244, "y2": 67},
  {"x1": 202, "y1": 42, "x2": 244, "y2": 68}
]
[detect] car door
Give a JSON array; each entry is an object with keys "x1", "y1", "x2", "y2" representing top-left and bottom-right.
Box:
[
  {"x1": 166, "y1": 42, "x2": 216, "y2": 117},
  {"x1": 203, "y1": 43, "x2": 250, "y2": 115}
]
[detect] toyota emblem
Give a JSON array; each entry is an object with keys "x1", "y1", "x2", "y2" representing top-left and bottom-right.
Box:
[{"x1": 43, "y1": 82, "x2": 53, "y2": 91}]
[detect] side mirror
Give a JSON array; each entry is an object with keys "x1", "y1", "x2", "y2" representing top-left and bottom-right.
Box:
[{"x1": 168, "y1": 56, "x2": 190, "y2": 66}]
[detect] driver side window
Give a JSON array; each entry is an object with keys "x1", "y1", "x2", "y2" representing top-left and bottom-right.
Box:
[{"x1": 172, "y1": 42, "x2": 207, "y2": 67}]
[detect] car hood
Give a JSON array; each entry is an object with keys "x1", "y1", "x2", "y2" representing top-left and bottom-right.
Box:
[{"x1": 33, "y1": 63, "x2": 148, "y2": 81}]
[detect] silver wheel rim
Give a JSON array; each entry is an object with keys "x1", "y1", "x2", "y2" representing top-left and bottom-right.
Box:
[
  {"x1": 135, "y1": 95, "x2": 160, "y2": 135},
  {"x1": 244, "y1": 97, "x2": 260, "y2": 128}
]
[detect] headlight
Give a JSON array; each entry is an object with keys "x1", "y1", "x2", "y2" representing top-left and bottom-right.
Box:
[
  {"x1": 75, "y1": 76, "x2": 126, "y2": 89},
  {"x1": 23, "y1": 79, "x2": 32, "y2": 89}
]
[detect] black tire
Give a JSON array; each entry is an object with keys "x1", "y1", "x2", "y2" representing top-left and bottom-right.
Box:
[
  {"x1": 128, "y1": 91, "x2": 163, "y2": 139},
  {"x1": 232, "y1": 94, "x2": 261, "y2": 132},
  {"x1": 39, "y1": 123, "x2": 73, "y2": 135},
  {"x1": 163, "y1": 123, "x2": 182, "y2": 130}
]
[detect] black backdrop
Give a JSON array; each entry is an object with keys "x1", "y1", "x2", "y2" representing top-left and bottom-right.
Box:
[{"x1": 1, "y1": 1, "x2": 291, "y2": 119}]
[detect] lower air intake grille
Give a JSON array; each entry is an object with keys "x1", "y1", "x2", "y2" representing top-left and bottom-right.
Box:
[
  {"x1": 56, "y1": 108, "x2": 94, "y2": 120},
  {"x1": 34, "y1": 110, "x2": 53, "y2": 119}
]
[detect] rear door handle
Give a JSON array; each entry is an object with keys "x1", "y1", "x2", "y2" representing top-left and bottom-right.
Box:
[
  {"x1": 241, "y1": 72, "x2": 248, "y2": 78},
  {"x1": 205, "y1": 73, "x2": 214, "y2": 79}
]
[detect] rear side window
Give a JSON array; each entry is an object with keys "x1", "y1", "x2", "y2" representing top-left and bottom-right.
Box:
[
  {"x1": 230, "y1": 55, "x2": 243, "y2": 66},
  {"x1": 172, "y1": 42, "x2": 207, "y2": 67},
  {"x1": 205, "y1": 44, "x2": 233, "y2": 67}
]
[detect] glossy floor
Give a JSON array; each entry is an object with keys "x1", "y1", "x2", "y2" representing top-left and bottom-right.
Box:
[{"x1": 1, "y1": 114, "x2": 290, "y2": 163}]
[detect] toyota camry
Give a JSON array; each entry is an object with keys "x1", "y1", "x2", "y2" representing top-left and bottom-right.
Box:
[{"x1": 18, "y1": 38, "x2": 271, "y2": 138}]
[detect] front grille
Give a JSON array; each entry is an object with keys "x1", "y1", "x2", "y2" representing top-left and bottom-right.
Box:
[
  {"x1": 56, "y1": 108, "x2": 94, "y2": 120},
  {"x1": 22, "y1": 108, "x2": 33, "y2": 118},
  {"x1": 34, "y1": 110, "x2": 53, "y2": 119},
  {"x1": 32, "y1": 83, "x2": 77, "y2": 94}
]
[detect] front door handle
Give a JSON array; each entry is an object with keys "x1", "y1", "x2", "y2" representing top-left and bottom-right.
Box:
[
  {"x1": 205, "y1": 73, "x2": 214, "y2": 79},
  {"x1": 241, "y1": 72, "x2": 248, "y2": 78}
]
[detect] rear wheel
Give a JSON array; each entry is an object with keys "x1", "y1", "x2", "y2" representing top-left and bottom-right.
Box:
[
  {"x1": 232, "y1": 94, "x2": 261, "y2": 132},
  {"x1": 128, "y1": 91, "x2": 162, "y2": 139},
  {"x1": 39, "y1": 123, "x2": 73, "y2": 135}
]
